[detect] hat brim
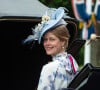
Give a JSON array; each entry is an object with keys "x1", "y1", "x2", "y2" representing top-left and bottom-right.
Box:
[
  {"x1": 38, "y1": 7, "x2": 77, "y2": 45},
  {"x1": 38, "y1": 7, "x2": 65, "y2": 44},
  {"x1": 39, "y1": 20, "x2": 77, "y2": 45}
]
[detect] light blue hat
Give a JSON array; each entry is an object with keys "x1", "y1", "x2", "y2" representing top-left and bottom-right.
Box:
[
  {"x1": 38, "y1": 7, "x2": 67, "y2": 43},
  {"x1": 23, "y1": 7, "x2": 77, "y2": 45}
]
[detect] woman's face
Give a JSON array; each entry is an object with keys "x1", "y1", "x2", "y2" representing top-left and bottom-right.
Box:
[{"x1": 43, "y1": 32, "x2": 65, "y2": 57}]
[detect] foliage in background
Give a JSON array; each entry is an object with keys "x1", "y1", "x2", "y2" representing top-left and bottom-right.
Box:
[
  {"x1": 79, "y1": 46, "x2": 84, "y2": 67},
  {"x1": 39, "y1": 0, "x2": 84, "y2": 66}
]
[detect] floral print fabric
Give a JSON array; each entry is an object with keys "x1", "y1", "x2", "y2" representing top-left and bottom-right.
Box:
[{"x1": 37, "y1": 52, "x2": 79, "y2": 90}]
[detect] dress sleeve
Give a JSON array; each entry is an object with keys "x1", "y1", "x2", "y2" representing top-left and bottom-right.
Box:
[{"x1": 37, "y1": 62, "x2": 57, "y2": 90}]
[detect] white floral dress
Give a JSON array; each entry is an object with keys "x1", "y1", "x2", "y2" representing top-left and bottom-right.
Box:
[{"x1": 37, "y1": 52, "x2": 79, "y2": 90}]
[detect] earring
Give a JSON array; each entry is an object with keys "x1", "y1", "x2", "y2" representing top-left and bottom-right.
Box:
[{"x1": 62, "y1": 46, "x2": 64, "y2": 49}]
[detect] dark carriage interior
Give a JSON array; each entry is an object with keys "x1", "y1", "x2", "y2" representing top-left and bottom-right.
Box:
[
  {"x1": 67, "y1": 63, "x2": 100, "y2": 90},
  {"x1": 61, "y1": 63, "x2": 100, "y2": 90},
  {"x1": 0, "y1": 20, "x2": 51, "y2": 90},
  {"x1": 0, "y1": 19, "x2": 86, "y2": 90}
]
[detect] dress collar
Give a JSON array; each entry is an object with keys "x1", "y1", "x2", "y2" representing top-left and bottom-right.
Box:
[
  {"x1": 52, "y1": 52, "x2": 68, "y2": 66},
  {"x1": 52, "y1": 52, "x2": 72, "y2": 72}
]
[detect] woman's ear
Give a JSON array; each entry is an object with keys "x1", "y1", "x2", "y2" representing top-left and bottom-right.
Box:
[
  {"x1": 61, "y1": 41, "x2": 66, "y2": 48},
  {"x1": 63, "y1": 40, "x2": 69, "y2": 49}
]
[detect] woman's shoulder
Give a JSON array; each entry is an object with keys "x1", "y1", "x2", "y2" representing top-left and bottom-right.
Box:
[{"x1": 42, "y1": 61, "x2": 59, "y2": 71}]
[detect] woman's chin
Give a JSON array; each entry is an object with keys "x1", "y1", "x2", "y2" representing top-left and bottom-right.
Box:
[
  {"x1": 46, "y1": 51, "x2": 53, "y2": 56},
  {"x1": 46, "y1": 52, "x2": 52, "y2": 55}
]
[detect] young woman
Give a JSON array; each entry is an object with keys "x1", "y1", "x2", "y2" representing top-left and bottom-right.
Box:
[
  {"x1": 37, "y1": 24, "x2": 79, "y2": 90},
  {"x1": 24, "y1": 7, "x2": 79, "y2": 90}
]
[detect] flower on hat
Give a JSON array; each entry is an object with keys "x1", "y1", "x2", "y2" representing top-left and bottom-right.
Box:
[
  {"x1": 42, "y1": 15, "x2": 50, "y2": 23},
  {"x1": 31, "y1": 15, "x2": 50, "y2": 40}
]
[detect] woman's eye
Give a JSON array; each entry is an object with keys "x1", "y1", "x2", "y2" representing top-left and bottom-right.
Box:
[
  {"x1": 43, "y1": 38, "x2": 56, "y2": 42},
  {"x1": 50, "y1": 38, "x2": 55, "y2": 41}
]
